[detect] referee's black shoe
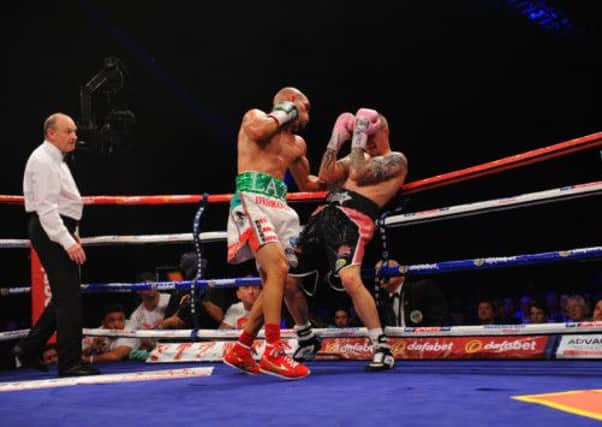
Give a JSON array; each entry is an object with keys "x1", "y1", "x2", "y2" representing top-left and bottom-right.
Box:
[{"x1": 59, "y1": 363, "x2": 101, "y2": 377}]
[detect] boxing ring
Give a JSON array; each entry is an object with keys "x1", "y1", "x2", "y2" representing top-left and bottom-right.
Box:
[{"x1": 0, "y1": 132, "x2": 601, "y2": 425}]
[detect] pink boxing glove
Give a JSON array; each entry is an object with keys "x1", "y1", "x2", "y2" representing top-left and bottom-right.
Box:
[
  {"x1": 352, "y1": 108, "x2": 378, "y2": 150},
  {"x1": 327, "y1": 112, "x2": 355, "y2": 153},
  {"x1": 355, "y1": 108, "x2": 382, "y2": 135}
]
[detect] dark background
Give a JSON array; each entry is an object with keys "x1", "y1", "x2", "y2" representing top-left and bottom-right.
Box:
[{"x1": 1, "y1": 1, "x2": 601, "y2": 330}]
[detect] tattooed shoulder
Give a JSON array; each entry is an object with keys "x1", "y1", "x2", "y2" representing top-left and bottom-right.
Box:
[{"x1": 371, "y1": 152, "x2": 407, "y2": 181}]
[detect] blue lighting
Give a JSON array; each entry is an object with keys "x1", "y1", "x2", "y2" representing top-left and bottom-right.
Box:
[{"x1": 506, "y1": 0, "x2": 573, "y2": 32}]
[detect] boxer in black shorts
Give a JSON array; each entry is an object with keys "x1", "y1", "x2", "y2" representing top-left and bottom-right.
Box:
[
  {"x1": 287, "y1": 108, "x2": 407, "y2": 371},
  {"x1": 292, "y1": 189, "x2": 379, "y2": 276}
]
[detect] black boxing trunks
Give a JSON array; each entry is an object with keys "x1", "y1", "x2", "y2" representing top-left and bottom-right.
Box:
[{"x1": 290, "y1": 189, "x2": 379, "y2": 277}]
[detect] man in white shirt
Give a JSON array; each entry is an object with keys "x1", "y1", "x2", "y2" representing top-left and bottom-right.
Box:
[
  {"x1": 82, "y1": 304, "x2": 141, "y2": 363},
  {"x1": 219, "y1": 285, "x2": 261, "y2": 329},
  {"x1": 128, "y1": 272, "x2": 171, "y2": 349},
  {"x1": 13, "y1": 113, "x2": 99, "y2": 377}
]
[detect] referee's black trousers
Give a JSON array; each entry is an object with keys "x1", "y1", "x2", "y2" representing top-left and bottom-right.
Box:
[{"x1": 20, "y1": 214, "x2": 83, "y2": 371}]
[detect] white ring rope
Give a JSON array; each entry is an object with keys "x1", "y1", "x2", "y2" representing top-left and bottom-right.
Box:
[
  {"x1": 2, "y1": 322, "x2": 602, "y2": 342},
  {"x1": 386, "y1": 321, "x2": 602, "y2": 337},
  {"x1": 0, "y1": 329, "x2": 30, "y2": 342},
  {"x1": 0, "y1": 232, "x2": 227, "y2": 249},
  {"x1": 384, "y1": 180, "x2": 602, "y2": 227},
  {"x1": 0, "y1": 327, "x2": 360, "y2": 341},
  {"x1": 2, "y1": 181, "x2": 600, "y2": 248}
]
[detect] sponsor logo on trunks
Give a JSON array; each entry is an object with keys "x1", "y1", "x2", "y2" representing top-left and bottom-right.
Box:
[
  {"x1": 264, "y1": 178, "x2": 283, "y2": 199},
  {"x1": 327, "y1": 191, "x2": 352, "y2": 205},
  {"x1": 255, "y1": 195, "x2": 286, "y2": 209},
  {"x1": 247, "y1": 174, "x2": 286, "y2": 199}
]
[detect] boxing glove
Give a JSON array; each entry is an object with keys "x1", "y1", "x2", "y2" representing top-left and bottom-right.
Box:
[
  {"x1": 356, "y1": 108, "x2": 381, "y2": 135},
  {"x1": 268, "y1": 101, "x2": 298, "y2": 127},
  {"x1": 327, "y1": 112, "x2": 355, "y2": 153}
]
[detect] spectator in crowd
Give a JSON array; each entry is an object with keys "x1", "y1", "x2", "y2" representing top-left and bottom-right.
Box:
[
  {"x1": 163, "y1": 253, "x2": 201, "y2": 318},
  {"x1": 566, "y1": 294, "x2": 589, "y2": 322},
  {"x1": 477, "y1": 299, "x2": 498, "y2": 325},
  {"x1": 592, "y1": 297, "x2": 602, "y2": 321},
  {"x1": 331, "y1": 307, "x2": 352, "y2": 328},
  {"x1": 82, "y1": 304, "x2": 140, "y2": 364},
  {"x1": 128, "y1": 272, "x2": 171, "y2": 350},
  {"x1": 219, "y1": 285, "x2": 261, "y2": 329},
  {"x1": 527, "y1": 300, "x2": 548, "y2": 324},
  {"x1": 161, "y1": 252, "x2": 235, "y2": 330},
  {"x1": 375, "y1": 259, "x2": 449, "y2": 327},
  {"x1": 160, "y1": 288, "x2": 231, "y2": 330},
  {"x1": 545, "y1": 290, "x2": 566, "y2": 322}
]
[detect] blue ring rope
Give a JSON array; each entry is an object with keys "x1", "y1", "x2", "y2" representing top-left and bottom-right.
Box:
[
  {"x1": 3, "y1": 247, "x2": 601, "y2": 294},
  {"x1": 378, "y1": 246, "x2": 602, "y2": 278}
]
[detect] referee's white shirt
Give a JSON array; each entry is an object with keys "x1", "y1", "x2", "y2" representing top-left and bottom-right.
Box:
[{"x1": 23, "y1": 141, "x2": 83, "y2": 250}]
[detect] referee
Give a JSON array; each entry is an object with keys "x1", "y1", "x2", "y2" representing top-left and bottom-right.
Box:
[
  {"x1": 12, "y1": 113, "x2": 99, "y2": 377},
  {"x1": 375, "y1": 259, "x2": 449, "y2": 327}
]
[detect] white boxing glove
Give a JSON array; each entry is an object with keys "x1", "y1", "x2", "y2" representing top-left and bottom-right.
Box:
[{"x1": 268, "y1": 101, "x2": 299, "y2": 127}]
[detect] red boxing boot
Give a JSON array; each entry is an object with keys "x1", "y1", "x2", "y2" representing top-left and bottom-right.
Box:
[{"x1": 259, "y1": 342, "x2": 310, "y2": 380}]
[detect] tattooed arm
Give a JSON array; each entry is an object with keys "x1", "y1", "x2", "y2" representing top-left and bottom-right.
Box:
[
  {"x1": 350, "y1": 150, "x2": 408, "y2": 185},
  {"x1": 317, "y1": 112, "x2": 355, "y2": 187},
  {"x1": 318, "y1": 149, "x2": 350, "y2": 188}
]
